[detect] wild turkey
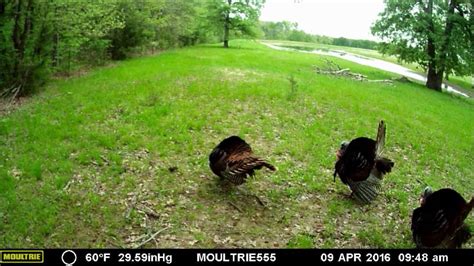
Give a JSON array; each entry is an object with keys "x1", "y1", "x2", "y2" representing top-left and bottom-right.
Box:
[
  {"x1": 333, "y1": 120, "x2": 394, "y2": 204},
  {"x1": 209, "y1": 136, "x2": 276, "y2": 186},
  {"x1": 411, "y1": 187, "x2": 473, "y2": 248}
]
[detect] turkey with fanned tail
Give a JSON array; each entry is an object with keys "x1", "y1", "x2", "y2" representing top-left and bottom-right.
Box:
[
  {"x1": 411, "y1": 187, "x2": 473, "y2": 248},
  {"x1": 333, "y1": 120, "x2": 394, "y2": 204},
  {"x1": 209, "y1": 136, "x2": 276, "y2": 186}
]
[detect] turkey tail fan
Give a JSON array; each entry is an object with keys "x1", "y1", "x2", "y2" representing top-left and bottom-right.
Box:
[
  {"x1": 260, "y1": 161, "x2": 276, "y2": 171},
  {"x1": 375, "y1": 120, "x2": 386, "y2": 157},
  {"x1": 237, "y1": 158, "x2": 276, "y2": 173},
  {"x1": 468, "y1": 197, "x2": 474, "y2": 210},
  {"x1": 452, "y1": 224, "x2": 472, "y2": 248},
  {"x1": 222, "y1": 171, "x2": 247, "y2": 186},
  {"x1": 347, "y1": 174, "x2": 381, "y2": 204},
  {"x1": 375, "y1": 157, "x2": 394, "y2": 176},
  {"x1": 223, "y1": 157, "x2": 276, "y2": 184},
  {"x1": 462, "y1": 197, "x2": 474, "y2": 220}
]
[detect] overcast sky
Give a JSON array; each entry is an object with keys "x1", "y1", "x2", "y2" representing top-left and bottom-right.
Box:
[{"x1": 260, "y1": 0, "x2": 385, "y2": 41}]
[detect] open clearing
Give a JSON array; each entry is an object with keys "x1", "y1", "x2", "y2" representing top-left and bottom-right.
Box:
[{"x1": 0, "y1": 40, "x2": 473, "y2": 248}]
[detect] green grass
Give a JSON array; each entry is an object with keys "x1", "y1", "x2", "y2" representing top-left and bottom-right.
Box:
[
  {"x1": 448, "y1": 76, "x2": 472, "y2": 91},
  {"x1": 263, "y1": 40, "x2": 473, "y2": 91},
  {"x1": 261, "y1": 39, "x2": 421, "y2": 69},
  {"x1": 0, "y1": 40, "x2": 473, "y2": 248}
]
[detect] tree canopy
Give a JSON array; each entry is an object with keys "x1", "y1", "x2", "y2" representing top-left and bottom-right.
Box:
[
  {"x1": 372, "y1": 0, "x2": 473, "y2": 91},
  {"x1": 0, "y1": 0, "x2": 269, "y2": 97},
  {"x1": 207, "y1": 0, "x2": 265, "y2": 48},
  {"x1": 0, "y1": 0, "x2": 243, "y2": 98}
]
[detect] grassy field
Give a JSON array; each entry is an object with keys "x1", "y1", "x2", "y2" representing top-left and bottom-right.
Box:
[
  {"x1": 263, "y1": 40, "x2": 473, "y2": 91},
  {"x1": 0, "y1": 40, "x2": 473, "y2": 248}
]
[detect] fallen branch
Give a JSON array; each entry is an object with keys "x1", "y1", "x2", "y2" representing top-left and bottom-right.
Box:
[
  {"x1": 335, "y1": 68, "x2": 351, "y2": 74},
  {"x1": 315, "y1": 64, "x2": 394, "y2": 84},
  {"x1": 133, "y1": 226, "x2": 170, "y2": 249},
  {"x1": 63, "y1": 179, "x2": 74, "y2": 191},
  {"x1": 253, "y1": 194, "x2": 267, "y2": 207},
  {"x1": 100, "y1": 155, "x2": 110, "y2": 165},
  {"x1": 11, "y1": 84, "x2": 22, "y2": 102},
  {"x1": 228, "y1": 201, "x2": 243, "y2": 213},
  {"x1": 236, "y1": 187, "x2": 267, "y2": 208},
  {"x1": 139, "y1": 205, "x2": 160, "y2": 219}
]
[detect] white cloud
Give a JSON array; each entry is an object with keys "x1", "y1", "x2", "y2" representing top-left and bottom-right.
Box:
[{"x1": 260, "y1": 0, "x2": 385, "y2": 41}]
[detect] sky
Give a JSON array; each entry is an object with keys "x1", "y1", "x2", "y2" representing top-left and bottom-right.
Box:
[{"x1": 260, "y1": 0, "x2": 386, "y2": 41}]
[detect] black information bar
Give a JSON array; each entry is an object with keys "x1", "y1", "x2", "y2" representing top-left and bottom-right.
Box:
[{"x1": 0, "y1": 249, "x2": 472, "y2": 266}]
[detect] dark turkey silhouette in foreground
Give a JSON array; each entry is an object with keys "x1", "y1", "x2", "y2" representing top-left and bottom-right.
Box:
[
  {"x1": 333, "y1": 120, "x2": 394, "y2": 204},
  {"x1": 209, "y1": 136, "x2": 276, "y2": 186},
  {"x1": 411, "y1": 187, "x2": 473, "y2": 248}
]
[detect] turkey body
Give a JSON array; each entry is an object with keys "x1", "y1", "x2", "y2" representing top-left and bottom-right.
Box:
[
  {"x1": 209, "y1": 136, "x2": 276, "y2": 186},
  {"x1": 333, "y1": 121, "x2": 394, "y2": 204},
  {"x1": 411, "y1": 188, "x2": 473, "y2": 248}
]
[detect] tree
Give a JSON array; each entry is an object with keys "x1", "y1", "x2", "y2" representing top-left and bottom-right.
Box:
[
  {"x1": 260, "y1": 21, "x2": 298, "y2": 40},
  {"x1": 49, "y1": 1, "x2": 124, "y2": 70},
  {"x1": 153, "y1": 0, "x2": 202, "y2": 49},
  {"x1": 372, "y1": 0, "x2": 473, "y2": 91},
  {"x1": 108, "y1": 0, "x2": 158, "y2": 60},
  {"x1": 260, "y1": 21, "x2": 375, "y2": 48},
  {"x1": 333, "y1": 37, "x2": 378, "y2": 50},
  {"x1": 0, "y1": 0, "x2": 53, "y2": 98},
  {"x1": 208, "y1": 0, "x2": 265, "y2": 48}
]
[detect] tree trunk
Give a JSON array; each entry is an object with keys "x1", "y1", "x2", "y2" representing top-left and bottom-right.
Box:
[
  {"x1": 436, "y1": 0, "x2": 456, "y2": 84},
  {"x1": 12, "y1": 0, "x2": 23, "y2": 77},
  {"x1": 426, "y1": 68, "x2": 443, "y2": 90},
  {"x1": 223, "y1": 0, "x2": 231, "y2": 48},
  {"x1": 223, "y1": 22, "x2": 229, "y2": 48},
  {"x1": 424, "y1": 0, "x2": 458, "y2": 91},
  {"x1": 51, "y1": 3, "x2": 58, "y2": 67},
  {"x1": 0, "y1": 0, "x2": 5, "y2": 15},
  {"x1": 52, "y1": 32, "x2": 59, "y2": 67},
  {"x1": 424, "y1": 0, "x2": 442, "y2": 91}
]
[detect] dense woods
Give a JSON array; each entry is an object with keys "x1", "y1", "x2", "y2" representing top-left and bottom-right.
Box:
[{"x1": 0, "y1": 0, "x2": 265, "y2": 98}]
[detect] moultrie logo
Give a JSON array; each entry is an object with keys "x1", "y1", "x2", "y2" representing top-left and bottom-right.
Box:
[{"x1": 0, "y1": 250, "x2": 44, "y2": 264}]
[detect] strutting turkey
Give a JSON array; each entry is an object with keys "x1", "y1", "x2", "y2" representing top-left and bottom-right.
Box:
[
  {"x1": 411, "y1": 187, "x2": 473, "y2": 248},
  {"x1": 209, "y1": 136, "x2": 276, "y2": 186},
  {"x1": 333, "y1": 120, "x2": 394, "y2": 204}
]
